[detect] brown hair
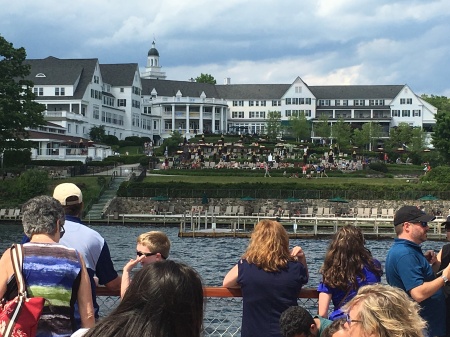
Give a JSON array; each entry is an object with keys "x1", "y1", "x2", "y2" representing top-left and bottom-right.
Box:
[
  {"x1": 243, "y1": 219, "x2": 293, "y2": 272},
  {"x1": 320, "y1": 225, "x2": 382, "y2": 289}
]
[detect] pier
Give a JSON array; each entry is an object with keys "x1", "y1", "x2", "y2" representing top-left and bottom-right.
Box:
[{"x1": 97, "y1": 213, "x2": 448, "y2": 240}]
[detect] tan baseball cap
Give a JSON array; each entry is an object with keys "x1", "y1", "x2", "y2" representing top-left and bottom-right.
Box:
[{"x1": 53, "y1": 183, "x2": 83, "y2": 206}]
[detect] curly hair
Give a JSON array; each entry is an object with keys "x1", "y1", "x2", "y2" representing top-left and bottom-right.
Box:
[
  {"x1": 343, "y1": 284, "x2": 426, "y2": 337},
  {"x1": 21, "y1": 195, "x2": 65, "y2": 237},
  {"x1": 137, "y1": 231, "x2": 171, "y2": 259},
  {"x1": 243, "y1": 219, "x2": 293, "y2": 272},
  {"x1": 279, "y1": 306, "x2": 314, "y2": 337},
  {"x1": 320, "y1": 225, "x2": 382, "y2": 290}
]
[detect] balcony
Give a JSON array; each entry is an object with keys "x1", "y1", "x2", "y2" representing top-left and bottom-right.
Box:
[{"x1": 43, "y1": 110, "x2": 87, "y2": 122}]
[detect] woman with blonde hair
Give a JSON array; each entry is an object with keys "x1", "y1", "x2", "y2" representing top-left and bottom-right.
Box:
[
  {"x1": 223, "y1": 219, "x2": 308, "y2": 337},
  {"x1": 318, "y1": 225, "x2": 382, "y2": 320},
  {"x1": 343, "y1": 283, "x2": 426, "y2": 337}
]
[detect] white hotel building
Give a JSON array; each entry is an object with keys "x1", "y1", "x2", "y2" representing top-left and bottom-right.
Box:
[{"x1": 22, "y1": 41, "x2": 437, "y2": 160}]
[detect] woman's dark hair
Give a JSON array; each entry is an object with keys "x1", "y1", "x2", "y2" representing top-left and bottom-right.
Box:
[
  {"x1": 320, "y1": 225, "x2": 382, "y2": 290},
  {"x1": 84, "y1": 260, "x2": 204, "y2": 337}
]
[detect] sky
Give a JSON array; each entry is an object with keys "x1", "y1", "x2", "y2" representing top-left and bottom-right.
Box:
[{"x1": 1, "y1": 0, "x2": 449, "y2": 96}]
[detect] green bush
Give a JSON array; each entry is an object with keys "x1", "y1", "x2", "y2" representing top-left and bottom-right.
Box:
[
  {"x1": 18, "y1": 169, "x2": 49, "y2": 201},
  {"x1": 422, "y1": 166, "x2": 450, "y2": 183},
  {"x1": 3, "y1": 149, "x2": 31, "y2": 167},
  {"x1": 368, "y1": 162, "x2": 388, "y2": 173}
]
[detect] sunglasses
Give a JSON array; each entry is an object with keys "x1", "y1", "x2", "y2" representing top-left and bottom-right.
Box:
[
  {"x1": 345, "y1": 313, "x2": 362, "y2": 326},
  {"x1": 411, "y1": 221, "x2": 428, "y2": 228},
  {"x1": 136, "y1": 251, "x2": 158, "y2": 257},
  {"x1": 59, "y1": 225, "x2": 65, "y2": 239}
]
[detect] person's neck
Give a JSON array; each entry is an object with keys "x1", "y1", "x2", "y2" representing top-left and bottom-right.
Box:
[{"x1": 30, "y1": 234, "x2": 58, "y2": 243}]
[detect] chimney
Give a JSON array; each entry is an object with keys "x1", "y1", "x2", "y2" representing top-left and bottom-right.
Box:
[{"x1": 224, "y1": 77, "x2": 231, "y2": 85}]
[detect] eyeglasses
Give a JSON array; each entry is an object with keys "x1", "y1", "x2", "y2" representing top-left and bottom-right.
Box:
[
  {"x1": 411, "y1": 221, "x2": 428, "y2": 228},
  {"x1": 345, "y1": 313, "x2": 362, "y2": 326},
  {"x1": 59, "y1": 225, "x2": 65, "y2": 239},
  {"x1": 136, "y1": 251, "x2": 158, "y2": 257}
]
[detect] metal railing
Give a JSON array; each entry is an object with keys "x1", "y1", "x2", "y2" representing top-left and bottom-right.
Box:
[{"x1": 96, "y1": 287, "x2": 319, "y2": 337}]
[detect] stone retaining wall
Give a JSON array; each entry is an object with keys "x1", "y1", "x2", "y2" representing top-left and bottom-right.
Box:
[{"x1": 105, "y1": 197, "x2": 450, "y2": 218}]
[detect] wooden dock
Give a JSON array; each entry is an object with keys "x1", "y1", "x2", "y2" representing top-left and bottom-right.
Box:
[{"x1": 97, "y1": 213, "x2": 448, "y2": 240}]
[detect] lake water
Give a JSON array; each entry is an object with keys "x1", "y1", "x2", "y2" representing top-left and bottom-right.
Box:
[{"x1": 1, "y1": 223, "x2": 446, "y2": 287}]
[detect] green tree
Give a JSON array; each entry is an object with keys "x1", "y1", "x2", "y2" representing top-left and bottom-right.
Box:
[
  {"x1": 432, "y1": 109, "x2": 450, "y2": 164},
  {"x1": 331, "y1": 119, "x2": 351, "y2": 149},
  {"x1": 265, "y1": 111, "x2": 282, "y2": 140},
  {"x1": 314, "y1": 115, "x2": 331, "y2": 141},
  {"x1": 18, "y1": 169, "x2": 49, "y2": 201},
  {"x1": 424, "y1": 95, "x2": 450, "y2": 163},
  {"x1": 287, "y1": 112, "x2": 311, "y2": 142},
  {"x1": 0, "y1": 35, "x2": 45, "y2": 152},
  {"x1": 89, "y1": 125, "x2": 106, "y2": 142},
  {"x1": 351, "y1": 122, "x2": 382, "y2": 151},
  {"x1": 195, "y1": 73, "x2": 216, "y2": 84},
  {"x1": 160, "y1": 131, "x2": 183, "y2": 156}
]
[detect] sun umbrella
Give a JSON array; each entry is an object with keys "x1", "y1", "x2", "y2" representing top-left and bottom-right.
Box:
[
  {"x1": 328, "y1": 197, "x2": 349, "y2": 203},
  {"x1": 240, "y1": 196, "x2": 256, "y2": 201},
  {"x1": 284, "y1": 197, "x2": 303, "y2": 202},
  {"x1": 151, "y1": 195, "x2": 169, "y2": 201},
  {"x1": 418, "y1": 194, "x2": 439, "y2": 201}
]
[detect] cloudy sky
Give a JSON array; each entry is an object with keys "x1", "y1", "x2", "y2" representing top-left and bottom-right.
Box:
[{"x1": 1, "y1": 0, "x2": 449, "y2": 96}]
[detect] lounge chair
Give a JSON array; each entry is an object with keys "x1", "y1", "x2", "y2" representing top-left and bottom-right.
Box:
[
  {"x1": 0, "y1": 209, "x2": 6, "y2": 219},
  {"x1": 315, "y1": 207, "x2": 324, "y2": 217},
  {"x1": 237, "y1": 206, "x2": 245, "y2": 216},
  {"x1": 371, "y1": 208, "x2": 379, "y2": 218}
]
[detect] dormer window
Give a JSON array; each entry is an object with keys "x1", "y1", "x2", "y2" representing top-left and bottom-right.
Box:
[{"x1": 36, "y1": 73, "x2": 46, "y2": 77}]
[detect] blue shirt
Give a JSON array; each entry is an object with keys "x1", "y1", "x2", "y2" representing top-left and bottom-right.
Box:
[
  {"x1": 237, "y1": 259, "x2": 308, "y2": 337},
  {"x1": 317, "y1": 260, "x2": 382, "y2": 320},
  {"x1": 386, "y1": 238, "x2": 446, "y2": 337}
]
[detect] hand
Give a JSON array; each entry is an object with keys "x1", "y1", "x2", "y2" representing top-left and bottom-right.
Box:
[
  {"x1": 424, "y1": 250, "x2": 437, "y2": 265},
  {"x1": 123, "y1": 255, "x2": 145, "y2": 273},
  {"x1": 290, "y1": 246, "x2": 306, "y2": 261}
]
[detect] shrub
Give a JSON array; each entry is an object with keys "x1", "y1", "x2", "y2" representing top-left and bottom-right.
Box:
[{"x1": 368, "y1": 162, "x2": 388, "y2": 173}]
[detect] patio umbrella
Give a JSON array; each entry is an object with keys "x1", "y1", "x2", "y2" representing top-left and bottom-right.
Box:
[
  {"x1": 151, "y1": 195, "x2": 169, "y2": 201},
  {"x1": 418, "y1": 194, "x2": 439, "y2": 201},
  {"x1": 240, "y1": 196, "x2": 256, "y2": 201},
  {"x1": 284, "y1": 197, "x2": 303, "y2": 202},
  {"x1": 328, "y1": 197, "x2": 349, "y2": 203}
]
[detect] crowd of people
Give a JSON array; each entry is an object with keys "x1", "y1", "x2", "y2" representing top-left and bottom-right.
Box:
[{"x1": 1, "y1": 186, "x2": 450, "y2": 337}]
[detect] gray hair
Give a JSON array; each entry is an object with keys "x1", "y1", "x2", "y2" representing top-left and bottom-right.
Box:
[{"x1": 22, "y1": 195, "x2": 65, "y2": 237}]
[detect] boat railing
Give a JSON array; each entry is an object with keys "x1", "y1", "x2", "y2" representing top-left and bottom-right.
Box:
[{"x1": 96, "y1": 286, "x2": 319, "y2": 337}]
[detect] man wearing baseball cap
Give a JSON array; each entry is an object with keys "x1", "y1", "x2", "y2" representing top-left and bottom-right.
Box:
[
  {"x1": 53, "y1": 183, "x2": 121, "y2": 326},
  {"x1": 386, "y1": 205, "x2": 450, "y2": 337}
]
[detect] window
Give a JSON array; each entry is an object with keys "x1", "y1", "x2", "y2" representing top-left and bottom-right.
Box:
[
  {"x1": 354, "y1": 100, "x2": 365, "y2": 106},
  {"x1": 249, "y1": 101, "x2": 254, "y2": 106},
  {"x1": 118, "y1": 99, "x2": 126, "y2": 107},
  {"x1": 165, "y1": 121, "x2": 172, "y2": 130},
  {"x1": 33, "y1": 87, "x2": 43, "y2": 96},
  {"x1": 285, "y1": 110, "x2": 292, "y2": 117},
  {"x1": 342, "y1": 99, "x2": 348, "y2": 106},
  {"x1": 154, "y1": 121, "x2": 157, "y2": 129},
  {"x1": 93, "y1": 105, "x2": 100, "y2": 119},
  {"x1": 392, "y1": 110, "x2": 400, "y2": 117},
  {"x1": 75, "y1": 125, "x2": 79, "y2": 134},
  {"x1": 413, "y1": 109, "x2": 421, "y2": 117},
  {"x1": 295, "y1": 86, "x2": 302, "y2": 93},
  {"x1": 55, "y1": 88, "x2": 60, "y2": 96},
  {"x1": 335, "y1": 100, "x2": 341, "y2": 106},
  {"x1": 255, "y1": 101, "x2": 259, "y2": 106},
  {"x1": 292, "y1": 98, "x2": 299, "y2": 105},
  {"x1": 120, "y1": 88, "x2": 124, "y2": 93},
  {"x1": 261, "y1": 101, "x2": 266, "y2": 106},
  {"x1": 232, "y1": 100, "x2": 244, "y2": 107},
  {"x1": 232, "y1": 111, "x2": 244, "y2": 118},
  {"x1": 318, "y1": 99, "x2": 330, "y2": 106},
  {"x1": 272, "y1": 100, "x2": 281, "y2": 106},
  {"x1": 400, "y1": 98, "x2": 412, "y2": 104},
  {"x1": 93, "y1": 75, "x2": 100, "y2": 84},
  {"x1": 67, "y1": 124, "x2": 71, "y2": 133},
  {"x1": 286, "y1": 98, "x2": 291, "y2": 105},
  {"x1": 402, "y1": 110, "x2": 411, "y2": 117},
  {"x1": 407, "y1": 98, "x2": 412, "y2": 104},
  {"x1": 249, "y1": 111, "x2": 265, "y2": 118}
]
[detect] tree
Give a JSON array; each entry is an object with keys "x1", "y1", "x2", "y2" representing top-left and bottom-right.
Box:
[
  {"x1": 265, "y1": 111, "x2": 282, "y2": 140},
  {"x1": 432, "y1": 109, "x2": 450, "y2": 164},
  {"x1": 352, "y1": 122, "x2": 383, "y2": 151},
  {"x1": 89, "y1": 125, "x2": 106, "y2": 142},
  {"x1": 331, "y1": 119, "x2": 351, "y2": 149},
  {"x1": 425, "y1": 95, "x2": 450, "y2": 163},
  {"x1": 0, "y1": 35, "x2": 45, "y2": 152},
  {"x1": 195, "y1": 73, "x2": 216, "y2": 84},
  {"x1": 287, "y1": 113, "x2": 311, "y2": 142},
  {"x1": 314, "y1": 115, "x2": 331, "y2": 142}
]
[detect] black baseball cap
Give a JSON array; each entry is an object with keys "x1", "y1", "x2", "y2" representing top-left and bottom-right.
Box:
[
  {"x1": 393, "y1": 205, "x2": 436, "y2": 226},
  {"x1": 441, "y1": 215, "x2": 450, "y2": 228}
]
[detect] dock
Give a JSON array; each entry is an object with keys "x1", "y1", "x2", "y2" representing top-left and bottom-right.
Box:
[{"x1": 97, "y1": 213, "x2": 448, "y2": 240}]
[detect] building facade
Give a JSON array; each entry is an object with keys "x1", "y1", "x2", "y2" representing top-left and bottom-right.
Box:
[{"x1": 22, "y1": 41, "x2": 437, "y2": 158}]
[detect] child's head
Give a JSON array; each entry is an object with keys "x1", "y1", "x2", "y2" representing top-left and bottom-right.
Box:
[{"x1": 136, "y1": 231, "x2": 171, "y2": 265}]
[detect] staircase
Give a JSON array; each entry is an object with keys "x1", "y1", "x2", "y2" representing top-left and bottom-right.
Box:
[{"x1": 85, "y1": 176, "x2": 127, "y2": 220}]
